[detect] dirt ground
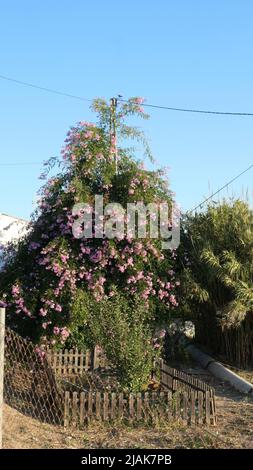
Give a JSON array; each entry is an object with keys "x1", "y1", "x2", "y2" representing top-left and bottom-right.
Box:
[
  {"x1": 1, "y1": 403, "x2": 225, "y2": 449},
  {"x1": 180, "y1": 365, "x2": 253, "y2": 449},
  {"x1": 2, "y1": 364, "x2": 253, "y2": 449}
]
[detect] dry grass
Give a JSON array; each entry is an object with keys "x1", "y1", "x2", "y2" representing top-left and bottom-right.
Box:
[
  {"x1": 2, "y1": 404, "x2": 220, "y2": 449},
  {"x1": 3, "y1": 397, "x2": 253, "y2": 450},
  {"x1": 3, "y1": 361, "x2": 253, "y2": 450}
]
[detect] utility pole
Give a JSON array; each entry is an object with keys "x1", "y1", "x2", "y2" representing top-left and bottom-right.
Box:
[
  {"x1": 0, "y1": 307, "x2": 5, "y2": 449},
  {"x1": 110, "y1": 97, "x2": 118, "y2": 174}
]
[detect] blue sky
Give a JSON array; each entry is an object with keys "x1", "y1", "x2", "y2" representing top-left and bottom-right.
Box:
[{"x1": 1, "y1": 0, "x2": 253, "y2": 220}]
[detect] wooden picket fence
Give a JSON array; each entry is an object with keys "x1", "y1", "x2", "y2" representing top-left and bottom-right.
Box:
[
  {"x1": 47, "y1": 346, "x2": 107, "y2": 375},
  {"x1": 63, "y1": 388, "x2": 216, "y2": 427},
  {"x1": 158, "y1": 359, "x2": 216, "y2": 425},
  {"x1": 46, "y1": 347, "x2": 216, "y2": 426},
  {"x1": 3, "y1": 327, "x2": 217, "y2": 428},
  {"x1": 53, "y1": 351, "x2": 217, "y2": 427},
  {"x1": 159, "y1": 360, "x2": 212, "y2": 392}
]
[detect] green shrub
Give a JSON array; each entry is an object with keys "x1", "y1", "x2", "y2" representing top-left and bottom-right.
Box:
[
  {"x1": 89, "y1": 291, "x2": 154, "y2": 391},
  {"x1": 0, "y1": 97, "x2": 180, "y2": 389},
  {"x1": 180, "y1": 199, "x2": 253, "y2": 366}
]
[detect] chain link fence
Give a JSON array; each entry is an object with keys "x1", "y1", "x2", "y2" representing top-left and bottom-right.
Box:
[
  {"x1": 0, "y1": 317, "x2": 70, "y2": 448},
  {"x1": 3, "y1": 326, "x2": 63, "y2": 425},
  {"x1": 0, "y1": 312, "x2": 123, "y2": 448},
  {"x1": 0, "y1": 309, "x2": 217, "y2": 449}
]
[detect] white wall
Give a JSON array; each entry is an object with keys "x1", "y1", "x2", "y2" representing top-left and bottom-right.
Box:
[{"x1": 0, "y1": 213, "x2": 28, "y2": 255}]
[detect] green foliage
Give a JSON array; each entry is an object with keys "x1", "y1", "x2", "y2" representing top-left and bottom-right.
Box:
[
  {"x1": 66, "y1": 289, "x2": 94, "y2": 350},
  {"x1": 88, "y1": 291, "x2": 154, "y2": 391},
  {"x1": 181, "y1": 198, "x2": 253, "y2": 329},
  {"x1": 0, "y1": 97, "x2": 179, "y2": 390}
]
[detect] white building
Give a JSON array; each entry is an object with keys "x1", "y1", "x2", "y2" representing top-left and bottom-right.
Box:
[{"x1": 0, "y1": 212, "x2": 29, "y2": 258}]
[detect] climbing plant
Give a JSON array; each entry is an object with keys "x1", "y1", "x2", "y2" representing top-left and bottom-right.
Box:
[{"x1": 0, "y1": 97, "x2": 180, "y2": 388}]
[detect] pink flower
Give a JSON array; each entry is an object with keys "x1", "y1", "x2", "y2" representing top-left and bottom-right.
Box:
[
  {"x1": 39, "y1": 308, "x2": 47, "y2": 317},
  {"x1": 60, "y1": 327, "x2": 70, "y2": 341},
  {"x1": 55, "y1": 304, "x2": 62, "y2": 312},
  {"x1": 134, "y1": 97, "x2": 145, "y2": 104},
  {"x1": 136, "y1": 271, "x2": 144, "y2": 280},
  {"x1": 35, "y1": 346, "x2": 46, "y2": 360},
  {"x1": 127, "y1": 257, "x2": 134, "y2": 266},
  {"x1": 90, "y1": 250, "x2": 103, "y2": 263},
  {"x1": 60, "y1": 253, "x2": 69, "y2": 263},
  {"x1": 158, "y1": 289, "x2": 165, "y2": 300},
  {"x1": 169, "y1": 295, "x2": 178, "y2": 307}
]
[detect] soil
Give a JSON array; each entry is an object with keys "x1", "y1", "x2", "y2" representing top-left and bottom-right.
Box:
[
  {"x1": 2, "y1": 363, "x2": 253, "y2": 449},
  {"x1": 179, "y1": 364, "x2": 253, "y2": 448}
]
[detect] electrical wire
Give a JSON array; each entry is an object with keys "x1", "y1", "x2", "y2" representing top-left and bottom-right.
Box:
[
  {"x1": 118, "y1": 98, "x2": 253, "y2": 116},
  {"x1": 189, "y1": 164, "x2": 253, "y2": 213},
  {"x1": 0, "y1": 74, "x2": 92, "y2": 102},
  {"x1": 1, "y1": 74, "x2": 253, "y2": 212},
  {"x1": 0, "y1": 162, "x2": 43, "y2": 166},
  {"x1": 1, "y1": 73, "x2": 253, "y2": 116}
]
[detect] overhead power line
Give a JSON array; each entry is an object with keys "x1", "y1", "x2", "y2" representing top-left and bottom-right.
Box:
[
  {"x1": 1, "y1": 74, "x2": 253, "y2": 211},
  {"x1": 0, "y1": 162, "x2": 43, "y2": 166},
  {"x1": 0, "y1": 74, "x2": 92, "y2": 102},
  {"x1": 190, "y1": 164, "x2": 253, "y2": 213},
  {"x1": 1, "y1": 74, "x2": 253, "y2": 116},
  {"x1": 118, "y1": 99, "x2": 253, "y2": 116}
]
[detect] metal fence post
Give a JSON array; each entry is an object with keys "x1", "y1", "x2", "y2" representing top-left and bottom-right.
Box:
[{"x1": 0, "y1": 307, "x2": 6, "y2": 449}]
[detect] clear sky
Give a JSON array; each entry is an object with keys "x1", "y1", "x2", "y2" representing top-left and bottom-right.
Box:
[{"x1": 1, "y1": 0, "x2": 253, "y2": 220}]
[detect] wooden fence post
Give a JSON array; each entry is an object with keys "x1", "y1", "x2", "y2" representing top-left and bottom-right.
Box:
[{"x1": 0, "y1": 307, "x2": 6, "y2": 449}]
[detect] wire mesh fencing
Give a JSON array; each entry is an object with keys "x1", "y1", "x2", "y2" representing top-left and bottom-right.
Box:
[
  {"x1": 1, "y1": 323, "x2": 66, "y2": 448},
  {"x1": 0, "y1": 316, "x2": 217, "y2": 448},
  {"x1": 3, "y1": 326, "x2": 63, "y2": 425}
]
